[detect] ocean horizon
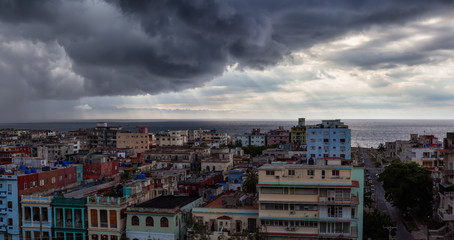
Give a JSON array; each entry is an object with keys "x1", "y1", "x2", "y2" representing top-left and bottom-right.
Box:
[{"x1": 1, "y1": 119, "x2": 454, "y2": 148}]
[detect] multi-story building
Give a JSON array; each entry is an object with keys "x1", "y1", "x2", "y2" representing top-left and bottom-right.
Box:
[
  {"x1": 116, "y1": 132, "x2": 150, "y2": 153},
  {"x1": 290, "y1": 118, "x2": 307, "y2": 149},
  {"x1": 52, "y1": 196, "x2": 87, "y2": 240},
  {"x1": 201, "y1": 148, "x2": 233, "y2": 173},
  {"x1": 438, "y1": 133, "x2": 454, "y2": 227},
  {"x1": 36, "y1": 143, "x2": 74, "y2": 161},
  {"x1": 87, "y1": 122, "x2": 123, "y2": 150},
  {"x1": 307, "y1": 120, "x2": 351, "y2": 164},
  {"x1": 21, "y1": 195, "x2": 53, "y2": 240},
  {"x1": 87, "y1": 195, "x2": 128, "y2": 240},
  {"x1": 125, "y1": 196, "x2": 202, "y2": 240},
  {"x1": 200, "y1": 131, "x2": 229, "y2": 147},
  {"x1": 149, "y1": 169, "x2": 186, "y2": 196},
  {"x1": 257, "y1": 162, "x2": 364, "y2": 239},
  {"x1": 0, "y1": 163, "x2": 83, "y2": 240},
  {"x1": 267, "y1": 127, "x2": 290, "y2": 146},
  {"x1": 155, "y1": 130, "x2": 188, "y2": 146}
]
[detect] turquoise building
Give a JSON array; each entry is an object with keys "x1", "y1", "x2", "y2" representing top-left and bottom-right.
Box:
[{"x1": 52, "y1": 196, "x2": 87, "y2": 240}]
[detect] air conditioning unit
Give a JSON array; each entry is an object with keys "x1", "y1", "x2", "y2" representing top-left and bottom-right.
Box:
[{"x1": 290, "y1": 210, "x2": 295, "y2": 214}]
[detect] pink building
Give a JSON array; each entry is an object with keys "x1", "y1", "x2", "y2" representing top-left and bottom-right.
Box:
[{"x1": 266, "y1": 128, "x2": 290, "y2": 146}]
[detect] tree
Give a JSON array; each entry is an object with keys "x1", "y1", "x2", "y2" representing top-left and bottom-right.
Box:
[
  {"x1": 378, "y1": 161, "x2": 433, "y2": 216},
  {"x1": 364, "y1": 209, "x2": 396, "y2": 240},
  {"x1": 242, "y1": 170, "x2": 258, "y2": 196},
  {"x1": 364, "y1": 191, "x2": 374, "y2": 209}
]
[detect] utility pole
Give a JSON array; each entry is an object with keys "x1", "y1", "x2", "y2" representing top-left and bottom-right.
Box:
[{"x1": 384, "y1": 226, "x2": 397, "y2": 240}]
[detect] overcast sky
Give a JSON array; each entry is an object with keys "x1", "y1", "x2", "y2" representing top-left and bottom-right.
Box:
[{"x1": 1, "y1": 0, "x2": 454, "y2": 122}]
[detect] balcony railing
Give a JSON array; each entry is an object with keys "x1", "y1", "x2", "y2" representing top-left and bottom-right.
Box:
[
  {"x1": 318, "y1": 194, "x2": 359, "y2": 205},
  {"x1": 438, "y1": 209, "x2": 454, "y2": 221},
  {"x1": 319, "y1": 226, "x2": 358, "y2": 238}
]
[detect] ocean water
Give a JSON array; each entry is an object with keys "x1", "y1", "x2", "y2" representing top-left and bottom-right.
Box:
[{"x1": 1, "y1": 119, "x2": 454, "y2": 148}]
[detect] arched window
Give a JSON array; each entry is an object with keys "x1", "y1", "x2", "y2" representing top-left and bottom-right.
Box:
[
  {"x1": 131, "y1": 216, "x2": 139, "y2": 226},
  {"x1": 160, "y1": 217, "x2": 169, "y2": 227},
  {"x1": 146, "y1": 217, "x2": 154, "y2": 226}
]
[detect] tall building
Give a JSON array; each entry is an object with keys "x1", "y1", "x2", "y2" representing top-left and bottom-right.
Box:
[
  {"x1": 438, "y1": 132, "x2": 454, "y2": 226},
  {"x1": 257, "y1": 161, "x2": 364, "y2": 239},
  {"x1": 291, "y1": 118, "x2": 307, "y2": 149},
  {"x1": 307, "y1": 120, "x2": 351, "y2": 164}
]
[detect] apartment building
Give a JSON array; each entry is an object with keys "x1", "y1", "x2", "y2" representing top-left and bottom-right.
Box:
[
  {"x1": 116, "y1": 132, "x2": 150, "y2": 153},
  {"x1": 438, "y1": 132, "x2": 454, "y2": 226},
  {"x1": 21, "y1": 195, "x2": 53, "y2": 240},
  {"x1": 257, "y1": 162, "x2": 364, "y2": 239},
  {"x1": 291, "y1": 118, "x2": 307, "y2": 149},
  {"x1": 155, "y1": 130, "x2": 188, "y2": 146},
  {"x1": 306, "y1": 120, "x2": 351, "y2": 164}
]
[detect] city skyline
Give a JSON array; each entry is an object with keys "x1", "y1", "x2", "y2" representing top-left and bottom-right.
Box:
[{"x1": 1, "y1": 0, "x2": 454, "y2": 122}]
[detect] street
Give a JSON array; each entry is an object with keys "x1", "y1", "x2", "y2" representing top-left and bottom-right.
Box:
[{"x1": 360, "y1": 148, "x2": 414, "y2": 240}]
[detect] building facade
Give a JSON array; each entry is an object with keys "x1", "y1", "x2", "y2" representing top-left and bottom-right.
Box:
[
  {"x1": 307, "y1": 120, "x2": 351, "y2": 164},
  {"x1": 257, "y1": 163, "x2": 364, "y2": 239}
]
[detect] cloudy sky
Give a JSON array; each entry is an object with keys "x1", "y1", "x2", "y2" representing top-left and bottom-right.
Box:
[{"x1": 1, "y1": 0, "x2": 454, "y2": 122}]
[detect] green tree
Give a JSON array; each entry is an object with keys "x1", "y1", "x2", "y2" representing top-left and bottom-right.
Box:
[
  {"x1": 378, "y1": 161, "x2": 433, "y2": 216},
  {"x1": 242, "y1": 170, "x2": 258, "y2": 196},
  {"x1": 364, "y1": 191, "x2": 374, "y2": 209},
  {"x1": 364, "y1": 209, "x2": 396, "y2": 240}
]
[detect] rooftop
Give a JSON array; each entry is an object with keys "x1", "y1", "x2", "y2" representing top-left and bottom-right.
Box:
[
  {"x1": 204, "y1": 191, "x2": 258, "y2": 210},
  {"x1": 135, "y1": 195, "x2": 199, "y2": 209}
]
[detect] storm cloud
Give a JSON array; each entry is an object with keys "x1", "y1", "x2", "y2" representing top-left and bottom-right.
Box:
[{"x1": 0, "y1": 0, "x2": 453, "y2": 102}]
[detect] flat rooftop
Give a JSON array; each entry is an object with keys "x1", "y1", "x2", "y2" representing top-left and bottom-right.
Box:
[
  {"x1": 135, "y1": 195, "x2": 199, "y2": 209},
  {"x1": 204, "y1": 191, "x2": 258, "y2": 210}
]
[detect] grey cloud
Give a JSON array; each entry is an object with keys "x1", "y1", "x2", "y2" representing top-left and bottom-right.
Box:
[{"x1": 0, "y1": 0, "x2": 453, "y2": 103}]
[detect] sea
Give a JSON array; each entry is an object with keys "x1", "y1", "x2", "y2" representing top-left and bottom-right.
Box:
[{"x1": 1, "y1": 119, "x2": 454, "y2": 148}]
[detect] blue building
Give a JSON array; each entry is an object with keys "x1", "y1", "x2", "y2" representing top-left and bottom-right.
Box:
[
  {"x1": 228, "y1": 168, "x2": 246, "y2": 191},
  {"x1": 307, "y1": 120, "x2": 351, "y2": 164},
  {"x1": 0, "y1": 174, "x2": 19, "y2": 240},
  {"x1": 21, "y1": 195, "x2": 53, "y2": 240}
]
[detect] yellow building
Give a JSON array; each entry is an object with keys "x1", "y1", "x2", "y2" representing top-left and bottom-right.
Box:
[
  {"x1": 116, "y1": 132, "x2": 150, "y2": 153},
  {"x1": 257, "y1": 162, "x2": 363, "y2": 239}
]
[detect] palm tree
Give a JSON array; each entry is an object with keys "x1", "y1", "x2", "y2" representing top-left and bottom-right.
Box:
[{"x1": 242, "y1": 170, "x2": 258, "y2": 196}]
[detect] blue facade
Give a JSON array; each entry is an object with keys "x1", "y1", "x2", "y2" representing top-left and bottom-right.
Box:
[
  {"x1": 21, "y1": 195, "x2": 53, "y2": 240},
  {"x1": 307, "y1": 120, "x2": 351, "y2": 164},
  {"x1": 0, "y1": 174, "x2": 20, "y2": 240}
]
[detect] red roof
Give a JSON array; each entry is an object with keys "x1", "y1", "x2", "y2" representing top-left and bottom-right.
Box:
[{"x1": 217, "y1": 215, "x2": 232, "y2": 220}]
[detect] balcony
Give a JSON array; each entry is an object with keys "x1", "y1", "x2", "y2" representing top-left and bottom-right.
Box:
[
  {"x1": 318, "y1": 194, "x2": 359, "y2": 205},
  {"x1": 0, "y1": 191, "x2": 7, "y2": 197},
  {"x1": 0, "y1": 208, "x2": 7, "y2": 214},
  {"x1": 264, "y1": 226, "x2": 318, "y2": 236},
  {"x1": 319, "y1": 226, "x2": 358, "y2": 238},
  {"x1": 438, "y1": 209, "x2": 454, "y2": 221}
]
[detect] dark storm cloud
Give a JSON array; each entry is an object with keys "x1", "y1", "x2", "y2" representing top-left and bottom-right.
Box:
[{"x1": 0, "y1": 0, "x2": 453, "y2": 101}]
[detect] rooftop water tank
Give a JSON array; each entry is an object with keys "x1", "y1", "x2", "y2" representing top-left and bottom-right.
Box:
[
  {"x1": 24, "y1": 169, "x2": 31, "y2": 174},
  {"x1": 31, "y1": 169, "x2": 37, "y2": 173},
  {"x1": 19, "y1": 165, "x2": 26, "y2": 170}
]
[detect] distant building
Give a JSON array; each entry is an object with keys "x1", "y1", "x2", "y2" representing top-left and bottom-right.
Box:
[
  {"x1": 116, "y1": 132, "x2": 150, "y2": 153},
  {"x1": 267, "y1": 127, "x2": 290, "y2": 146},
  {"x1": 290, "y1": 118, "x2": 307, "y2": 149},
  {"x1": 178, "y1": 171, "x2": 224, "y2": 196},
  {"x1": 306, "y1": 119, "x2": 351, "y2": 164}
]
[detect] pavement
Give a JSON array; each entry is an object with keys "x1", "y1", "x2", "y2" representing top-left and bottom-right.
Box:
[{"x1": 360, "y1": 148, "x2": 415, "y2": 240}]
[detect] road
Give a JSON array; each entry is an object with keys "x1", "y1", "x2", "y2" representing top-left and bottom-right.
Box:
[{"x1": 360, "y1": 148, "x2": 414, "y2": 240}]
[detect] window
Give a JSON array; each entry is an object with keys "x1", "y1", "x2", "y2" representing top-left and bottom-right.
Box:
[
  {"x1": 266, "y1": 170, "x2": 275, "y2": 176},
  {"x1": 160, "y1": 217, "x2": 169, "y2": 227},
  {"x1": 332, "y1": 170, "x2": 340, "y2": 178},
  {"x1": 146, "y1": 217, "x2": 154, "y2": 226},
  {"x1": 310, "y1": 146, "x2": 315, "y2": 150},
  {"x1": 340, "y1": 138, "x2": 346, "y2": 143},
  {"x1": 8, "y1": 184, "x2": 11, "y2": 192},
  {"x1": 321, "y1": 170, "x2": 325, "y2": 179},
  {"x1": 307, "y1": 170, "x2": 314, "y2": 177},
  {"x1": 24, "y1": 183, "x2": 27, "y2": 189},
  {"x1": 328, "y1": 206, "x2": 343, "y2": 218},
  {"x1": 7, "y1": 201, "x2": 12, "y2": 208},
  {"x1": 131, "y1": 216, "x2": 140, "y2": 226},
  {"x1": 52, "y1": 177, "x2": 56, "y2": 184},
  {"x1": 288, "y1": 170, "x2": 295, "y2": 176},
  {"x1": 40, "y1": 180, "x2": 44, "y2": 186}
]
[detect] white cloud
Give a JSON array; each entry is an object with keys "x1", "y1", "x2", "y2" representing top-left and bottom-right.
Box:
[{"x1": 74, "y1": 104, "x2": 92, "y2": 110}]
